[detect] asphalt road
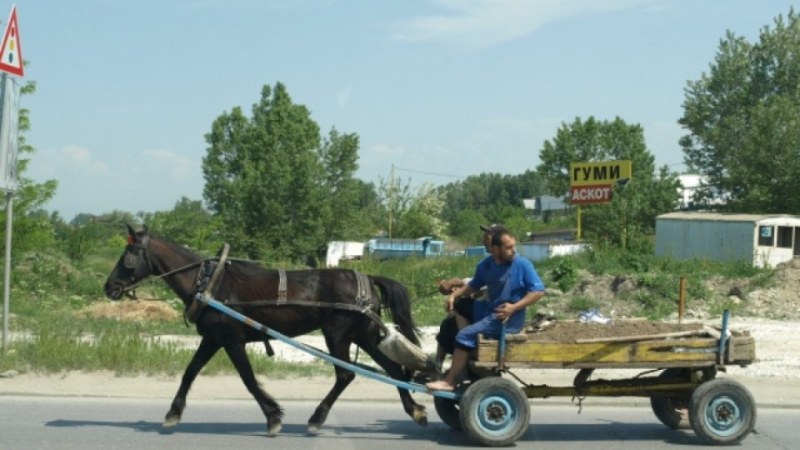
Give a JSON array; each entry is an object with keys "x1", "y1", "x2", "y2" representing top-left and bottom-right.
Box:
[{"x1": 1, "y1": 396, "x2": 798, "y2": 450}]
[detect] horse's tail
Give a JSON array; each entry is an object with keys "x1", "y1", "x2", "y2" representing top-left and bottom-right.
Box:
[{"x1": 369, "y1": 275, "x2": 420, "y2": 346}]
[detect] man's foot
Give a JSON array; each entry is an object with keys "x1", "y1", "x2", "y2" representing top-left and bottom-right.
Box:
[{"x1": 425, "y1": 380, "x2": 455, "y2": 391}]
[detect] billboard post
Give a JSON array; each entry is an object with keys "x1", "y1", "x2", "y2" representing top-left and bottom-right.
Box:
[{"x1": 0, "y1": 4, "x2": 23, "y2": 354}]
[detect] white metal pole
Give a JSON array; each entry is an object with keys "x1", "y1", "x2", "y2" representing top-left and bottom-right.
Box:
[{"x1": 2, "y1": 191, "x2": 11, "y2": 353}]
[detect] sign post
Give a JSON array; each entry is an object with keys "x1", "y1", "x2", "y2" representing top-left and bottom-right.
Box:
[
  {"x1": 0, "y1": 4, "x2": 22, "y2": 354},
  {"x1": 569, "y1": 160, "x2": 632, "y2": 239}
]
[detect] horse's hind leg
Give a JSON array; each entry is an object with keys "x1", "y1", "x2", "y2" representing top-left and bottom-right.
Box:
[
  {"x1": 357, "y1": 333, "x2": 428, "y2": 427},
  {"x1": 307, "y1": 336, "x2": 356, "y2": 433},
  {"x1": 223, "y1": 342, "x2": 284, "y2": 437},
  {"x1": 164, "y1": 337, "x2": 220, "y2": 428}
]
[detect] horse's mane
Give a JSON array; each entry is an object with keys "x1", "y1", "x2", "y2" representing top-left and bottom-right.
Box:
[
  {"x1": 150, "y1": 233, "x2": 286, "y2": 288},
  {"x1": 226, "y1": 259, "x2": 272, "y2": 281}
]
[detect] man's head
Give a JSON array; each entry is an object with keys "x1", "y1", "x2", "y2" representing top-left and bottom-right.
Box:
[
  {"x1": 490, "y1": 229, "x2": 517, "y2": 263},
  {"x1": 480, "y1": 224, "x2": 508, "y2": 251}
]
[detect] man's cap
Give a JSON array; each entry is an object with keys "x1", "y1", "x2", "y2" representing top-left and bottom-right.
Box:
[{"x1": 480, "y1": 223, "x2": 508, "y2": 233}]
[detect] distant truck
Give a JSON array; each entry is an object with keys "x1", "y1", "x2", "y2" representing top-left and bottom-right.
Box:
[
  {"x1": 325, "y1": 241, "x2": 365, "y2": 267},
  {"x1": 365, "y1": 237, "x2": 445, "y2": 260}
]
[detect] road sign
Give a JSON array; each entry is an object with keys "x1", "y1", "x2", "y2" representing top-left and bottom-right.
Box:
[
  {"x1": 570, "y1": 160, "x2": 631, "y2": 187},
  {"x1": 570, "y1": 185, "x2": 614, "y2": 205},
  {"x1": 0, "y1": 5, "x2": 23, "y2": 77},
  {"x1": 0, "y1": 73, "x2": 19, "y2": 192},
  {"x1": 569, "y1": 160, "x2": 632, "y2": 205}
]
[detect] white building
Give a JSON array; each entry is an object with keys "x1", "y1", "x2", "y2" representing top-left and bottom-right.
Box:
[
  {"x1": 656, "y1": 212, "x2": 800, "y2": 268},
  {"x1": 677, "y1": 174, "x2": 728, "y2": 210}
]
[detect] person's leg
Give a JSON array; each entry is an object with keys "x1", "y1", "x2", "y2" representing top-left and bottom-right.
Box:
[
  {"x1": 435, "y1": 314, "x2": 458, "y2": 371},
  {"x1": 426, "y1": 315, "x2": 494, "y2": 391},
  {"x1": 453, "y1": 296, "x2": 475, "y2": 331},
  {"x1": 425, "y1": 347, "x2": 469, "y2": 391}
]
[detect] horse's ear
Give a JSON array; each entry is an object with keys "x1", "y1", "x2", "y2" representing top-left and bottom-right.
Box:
[{"x1": 126, "y1": 224, "x2": 136, "y2": 240}]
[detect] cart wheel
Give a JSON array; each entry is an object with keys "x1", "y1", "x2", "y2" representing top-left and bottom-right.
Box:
[
  {"x1": 650, "y1": 369, "x2": 691, "y2": 430},
  {"x1": 434, "y1": 396, "x2": 462, "y2": 431},
  {"x1": 689, "y1": 378, "x2": 756, "y2": 445},
  {"x1": 459, "y1": 377, "x2": 529, "y2": 447},
  {"x1": 433, "y1": 367, "x2": 489, "y2": 431}
]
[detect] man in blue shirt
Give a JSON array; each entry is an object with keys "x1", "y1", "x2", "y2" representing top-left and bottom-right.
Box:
[{"x1": 426, "y1": 229, "x2": 546, "y2": 392}]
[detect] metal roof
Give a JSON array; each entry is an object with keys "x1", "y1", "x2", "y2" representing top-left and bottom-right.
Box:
[{"x1": 657, "y1": 212, "x2": 800, "y2": 222}]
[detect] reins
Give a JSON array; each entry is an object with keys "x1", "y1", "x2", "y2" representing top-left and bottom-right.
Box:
[{"x1": 120, "y1": 260, "x2": 205, "y2": 300}]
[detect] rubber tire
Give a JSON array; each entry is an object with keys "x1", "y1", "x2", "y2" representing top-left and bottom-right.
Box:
[
  {"x1": 459, "y1": 377, "x2": 530, "y2": 447},
  {"x1": 434, "y1": 395, "x2": 462, "y2": 430},
  {"x1": 650, "y1": 369, "x2": 691, "y2": 430},
  {"x1": 689, "y1": 378, "x2": 756, "y2": 445}
]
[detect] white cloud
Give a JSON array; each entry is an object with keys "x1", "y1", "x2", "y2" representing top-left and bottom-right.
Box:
[
  {"x1": 141, "y1": 149, "x2": 193, "y2": 178},
  {"x1": 60, "y1": 145, "x2": 109, "y2": 174},
  {"x1": 371, "y1": 142, "x2": 407, "y2": 157},
  {"x1": 393, "y1": 0, "x2": 650, "y2": 49}
]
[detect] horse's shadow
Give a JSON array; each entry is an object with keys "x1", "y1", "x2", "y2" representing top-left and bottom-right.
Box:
[
  {"x1": 44, "y1": 418, "x2": 442, "y2": 442},
  {"x1": 45, "y1": 417, "x2": 701, "y2": 445}
]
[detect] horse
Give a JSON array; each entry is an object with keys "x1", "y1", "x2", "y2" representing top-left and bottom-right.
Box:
[{"x1": 103, "y1": 225, "x2": 427, "y2": 436}]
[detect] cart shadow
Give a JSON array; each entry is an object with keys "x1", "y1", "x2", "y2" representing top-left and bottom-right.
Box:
[
  {"x1": 431, "y1": 421, "x2": 705, "y2": 446},
  {"x1": 519, "y1": 422, "x2": 701, "y2": 446}
]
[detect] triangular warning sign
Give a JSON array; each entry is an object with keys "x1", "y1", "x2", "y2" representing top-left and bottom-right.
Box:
[{"x1": 0, "y1": 5, "x2": 23, "y2": 77}]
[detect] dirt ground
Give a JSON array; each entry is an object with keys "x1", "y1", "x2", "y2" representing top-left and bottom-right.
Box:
[{"x1": 556, "y1": 257, "x2": 800, "y2": 321}]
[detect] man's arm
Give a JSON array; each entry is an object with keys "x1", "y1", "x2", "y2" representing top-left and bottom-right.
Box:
[
  {"x1": 445, "y1": 283, "x2": 477, "y2": 312},
  {"x1": 494, "y1": 290, "x2": 545, "y2": 321}
]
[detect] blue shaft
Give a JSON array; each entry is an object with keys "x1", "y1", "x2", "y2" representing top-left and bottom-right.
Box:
[
  {"x1": 196, "y1": 294, "x2": 460, "y2": 401},
  {"x1": 718, "y1": 309, "x2": 730, "y2": 364}
]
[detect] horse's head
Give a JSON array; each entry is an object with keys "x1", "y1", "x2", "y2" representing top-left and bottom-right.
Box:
[{"x1": 104, "y1": 224, "x2": 155, "y2": 300}]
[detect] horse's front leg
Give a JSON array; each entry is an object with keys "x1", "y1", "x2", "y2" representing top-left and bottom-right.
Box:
[
  {"x1": 164, "y1": 337, "x2": 221, "y2": 428},
  {"x1": 307, "y1": 363, "x2": 355, "y2": 434},
  {"x1": 223, "y1": 342, "x2": 284, "y2": 437}
]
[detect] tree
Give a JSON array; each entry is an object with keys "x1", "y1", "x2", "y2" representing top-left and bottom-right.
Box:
[
  {"x1": 439, "y1": 170, "x2": 546, "y2": 242},
  {"x1": 0, "y1": 80, "x2": 58, "y2": 258},
  {"x1": 318, "y1": 129, "x2": 377, "y2": 241},
  {"x1": 680, "y1": 8, "x2": 800, "y2": 214},
  {"x1": 537, "y1": 117, "x2": 679, "y2": 247},
  {"x1": 392, "y1": 183, "x2": 446, "y2": 238},
  {"x1": 140, "y1": 197, "x2": 221, "y2": 252},
  {"x1": 203, "y1": 82, "x2": 361, "y2": 261}
]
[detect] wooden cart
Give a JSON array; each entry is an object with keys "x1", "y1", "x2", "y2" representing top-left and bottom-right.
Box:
[{"x1": 434, "y1": 313, "x2": 757, "y2": 447}]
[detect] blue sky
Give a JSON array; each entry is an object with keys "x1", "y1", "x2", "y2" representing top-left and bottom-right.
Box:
[{"x1": 11, "y1": 0, "x2": 798, "y2": 221}]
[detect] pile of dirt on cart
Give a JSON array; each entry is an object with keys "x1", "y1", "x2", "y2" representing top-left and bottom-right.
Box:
[{"x1": 524, "y1": 319, "x2": 706, "y2": 342}]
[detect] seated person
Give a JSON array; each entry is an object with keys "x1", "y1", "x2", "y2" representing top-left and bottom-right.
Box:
[
  {"x1": 427, "y1": 229, "x2": 546, "y2": 391},
  {"x1": 433, "y1": 224, "x2": 503, "y2": 371}
]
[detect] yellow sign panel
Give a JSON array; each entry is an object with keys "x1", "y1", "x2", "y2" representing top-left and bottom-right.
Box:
[{"x1": 570, "y1": 160, "x2": 632, "y2": 187}]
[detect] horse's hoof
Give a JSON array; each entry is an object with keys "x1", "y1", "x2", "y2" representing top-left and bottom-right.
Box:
[
  {"x1": 267, "y1": 419, "x2": 282, "y2": 437},
  {"x1": 163, "y1": 415, "x2": 181, "y2": 428},
  {"x1": 413, "y1": 406, "x2": 428, "y2": 427},
  {"x1": 307, "y1": 423, "x2": 320, "y2": 435}
]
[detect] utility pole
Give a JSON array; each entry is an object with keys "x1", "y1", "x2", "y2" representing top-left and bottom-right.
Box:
[{"x1": 388, "y1": 163, "x2": 394, "y2": 238}]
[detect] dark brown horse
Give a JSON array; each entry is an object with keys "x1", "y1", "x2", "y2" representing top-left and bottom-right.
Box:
[{"x1": 103, "y1": 225, "x2": 427, "y2": 436}]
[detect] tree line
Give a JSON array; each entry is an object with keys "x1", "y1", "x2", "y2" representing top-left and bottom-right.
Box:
[{"x1": 4, "y1": 8, "x2": 800, "y2": 264}]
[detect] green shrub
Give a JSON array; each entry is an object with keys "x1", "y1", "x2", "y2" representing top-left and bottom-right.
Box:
[{"x1": 549, "y1": 258, "x2": 578, "y2": 292}]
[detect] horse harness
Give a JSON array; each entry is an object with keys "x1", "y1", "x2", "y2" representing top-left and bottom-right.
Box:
[{"x1": 186, "y1": 246, "x2": 386, "y2": 335}]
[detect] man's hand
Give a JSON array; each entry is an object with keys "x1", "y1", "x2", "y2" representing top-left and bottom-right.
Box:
[
  {"x1": 445, "y1": 294, "x2": 456, "y2": 312},
  {"x1": 438, "y1": 277, "x2": 465, "y2": 295},
  {"x1": 493, "y1": 302, "x2": 517, "y2": 322}
]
